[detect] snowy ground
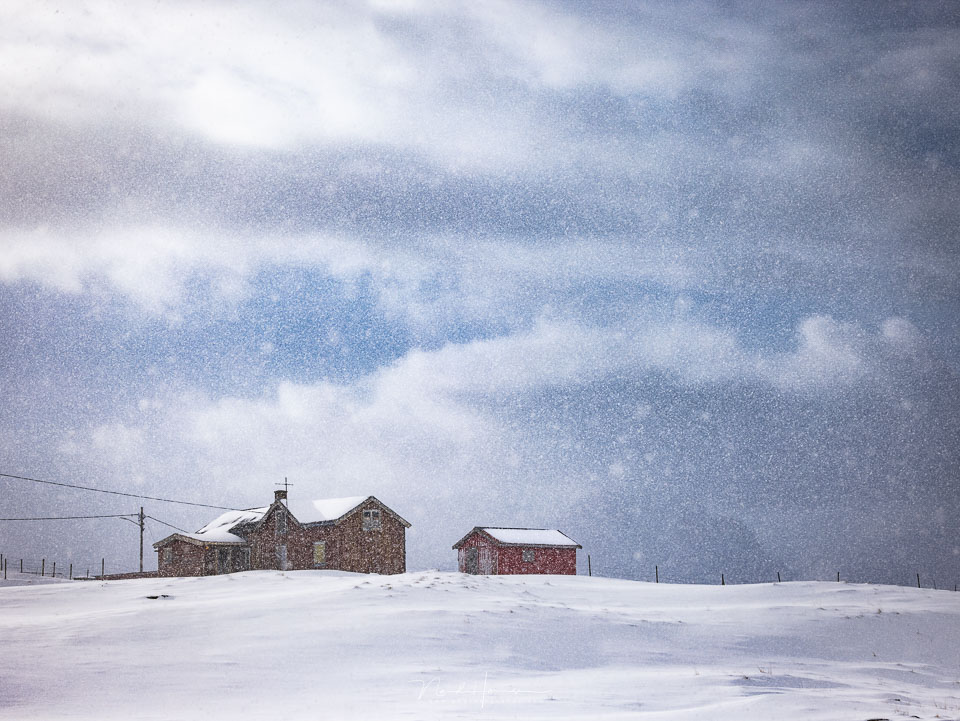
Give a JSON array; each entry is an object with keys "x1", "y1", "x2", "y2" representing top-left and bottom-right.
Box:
[
  {"x1": 0, "y1": 571, "x2": 72, "y2": 587},
  {"x1": 1, "y1": 571, "x2": 958, "y2": 720}
]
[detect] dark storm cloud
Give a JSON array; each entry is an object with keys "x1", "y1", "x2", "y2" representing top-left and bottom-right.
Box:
[{"x1": 1, "y1": 1, "x2": 958, "y2": 583}]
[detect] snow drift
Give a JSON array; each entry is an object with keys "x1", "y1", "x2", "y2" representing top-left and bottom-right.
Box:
[{"x1": 1, "y1": 571, "x2": 958, "y2": 720}]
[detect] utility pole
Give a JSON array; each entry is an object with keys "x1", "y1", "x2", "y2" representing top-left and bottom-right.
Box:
[{"x1": 139, "y1": 507, "x2": 145, "y2": 573}]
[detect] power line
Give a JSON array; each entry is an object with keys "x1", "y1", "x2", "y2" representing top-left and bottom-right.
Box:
[
  {"x1": 146, "y1": 515, "x2": 189, "y2": 534},
  {"x1": 0, "y1": 514, "x2": 137, "y2": 521},
  {"x1": 0, "y1": 472, "x2": 240, "y2": 511},
  {"x1": 143, "y1": 517, "x2": 161, "y2": 546}
]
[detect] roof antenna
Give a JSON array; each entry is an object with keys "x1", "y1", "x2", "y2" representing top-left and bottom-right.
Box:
[{"x1": 275, "y1": 477, "x2": 292, "y2": 504}]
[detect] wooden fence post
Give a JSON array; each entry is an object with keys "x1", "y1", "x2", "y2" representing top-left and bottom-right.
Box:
[
  {"x1": 721, "y1": 573, "x2": 725, "y2": 586},
  {"x1": 655, "y1": 565, "x2": 659, "y2": 583},
  {"x1": 777, "y1": 571, "x2": 781, "y2": 583},
  {"x1": 917, "y1": 573, "x2": 921, "y2": 589},
  {"x1": 69, "y1": 563, "x2": 73, "y2": 580},
  {"x1": 41, "y1": 559, "x2": 45, "y2": 577},
  {"x1": 101, "y1": 558, "x2": 105, "y2": 579},
  {"x1": 587, "y1": 554, "x2": 592, "y2": 577}
]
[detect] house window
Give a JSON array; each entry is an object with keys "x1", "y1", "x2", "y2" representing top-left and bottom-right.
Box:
[
  {"x1": 362, "y1": 509, "x2": 381, "y2": 531},
  {"x1": 522, "y1": 549, "x2": 535, "y2": 563},
  {"x1": 313, "y1": 541, "x2": 326, "y2": 566},
  {"x1": 275, "y1": 510, "x2": 287, "y2": 537},
  {"x1": 163, "y1": 547, "x2": 173, "y2": 564}
]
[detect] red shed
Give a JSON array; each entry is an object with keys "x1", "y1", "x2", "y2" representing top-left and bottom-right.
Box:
[{"x1": 452, "y1": 527, "x2": 581, "y2": 575}]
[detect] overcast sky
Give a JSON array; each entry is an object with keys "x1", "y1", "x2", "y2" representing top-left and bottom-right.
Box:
[{"x1": 1, "y1": 1, "x2": 958, "y2": 583}]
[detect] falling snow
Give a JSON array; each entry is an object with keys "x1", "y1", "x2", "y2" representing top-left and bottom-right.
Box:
[{"x1": 1, "y1": 2, "x2": 958, "y2": 588}]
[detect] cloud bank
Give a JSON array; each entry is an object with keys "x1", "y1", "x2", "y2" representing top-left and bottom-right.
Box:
[{"x1": 1, "y1": 1, "x2": 958, "y2": 584}]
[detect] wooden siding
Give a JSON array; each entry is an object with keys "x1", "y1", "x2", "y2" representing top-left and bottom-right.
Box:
[
  {"x1": 456, "y1": 532, "x2": 498, "y2": 574},
  {"x1": 496, "y1": 546, "x2": 577, "y2": 575}
]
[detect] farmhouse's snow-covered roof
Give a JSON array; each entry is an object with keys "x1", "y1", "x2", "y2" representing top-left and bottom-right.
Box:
[
  {"x1": 156, "y1": 495, "x2": 400, "y2": 547},
  {"x1": 189, "y1": 507, "x2": 269, "y2": 542},
  {"x1": 286, "y1": 496, "x2": 369, "y2": 524},
  {"x1": 452, "y1": 527, "x2": 581, "y2": 548},
  {"x1": 188, "y1": 496, "x2": 374, "y2": 541}
]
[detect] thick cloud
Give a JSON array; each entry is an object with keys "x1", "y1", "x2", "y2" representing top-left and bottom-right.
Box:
[{"x1": 1, "y1": 1, "x2": 958, "y2": 584}]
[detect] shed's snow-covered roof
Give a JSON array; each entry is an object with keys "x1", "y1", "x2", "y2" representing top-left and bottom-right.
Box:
[
  {"x1": 481, "y1": 528, "x2": 580, "y2": 547},
  {"x1": 287, "y1": 496, "x2": 369, "y2": 524},
  {"x1": 449, "y1": 527, "x2": 582, "y2": 549}
]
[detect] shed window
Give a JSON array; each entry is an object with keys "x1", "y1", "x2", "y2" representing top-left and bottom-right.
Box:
[
  {"x1": 522, "y1": 548, "x2": 535, "y2": 563},
  {"x1": 313, "y1": 542, "x2": 326, "y2": 565},
  {"x1": 362, "y1": 509, "x2": 381, "y2": 531}
]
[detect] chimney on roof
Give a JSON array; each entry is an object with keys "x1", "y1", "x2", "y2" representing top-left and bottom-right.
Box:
[{"x1": 274, "y1": 489, "x2": 287, "y2": 502}]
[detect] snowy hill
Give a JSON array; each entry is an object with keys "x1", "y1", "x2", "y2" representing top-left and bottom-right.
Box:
[{"x1": 1, "y1": 571, "x2": 958, "y2": 720}]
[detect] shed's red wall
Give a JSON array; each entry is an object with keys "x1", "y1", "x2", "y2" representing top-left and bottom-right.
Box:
[
  {"x1": 456, "y1": 531, "x2": 578, "y2": 575},
  {"x1": 496, "y1": 546, "x2": 577, "y2": 575}
]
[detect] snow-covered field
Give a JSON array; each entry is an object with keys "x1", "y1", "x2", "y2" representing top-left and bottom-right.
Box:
[{"x1": 1, "y1": 571, "x2": 958, "y2": 720}]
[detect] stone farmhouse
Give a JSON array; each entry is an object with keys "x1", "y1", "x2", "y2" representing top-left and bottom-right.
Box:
[{"x1": 153, "y1": 491, "x2": 410, "y2": 576}]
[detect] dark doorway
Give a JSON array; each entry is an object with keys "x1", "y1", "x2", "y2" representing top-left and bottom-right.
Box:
[
  {"x1": 235, "y1": 548, "x2": 250, "y2": 572},
  {"x1": 217, "y1": 548, "x2": 231, "y2": 574},
  {"x1": 464, "y1": 547, "x2": 479, "y2": 574}
]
